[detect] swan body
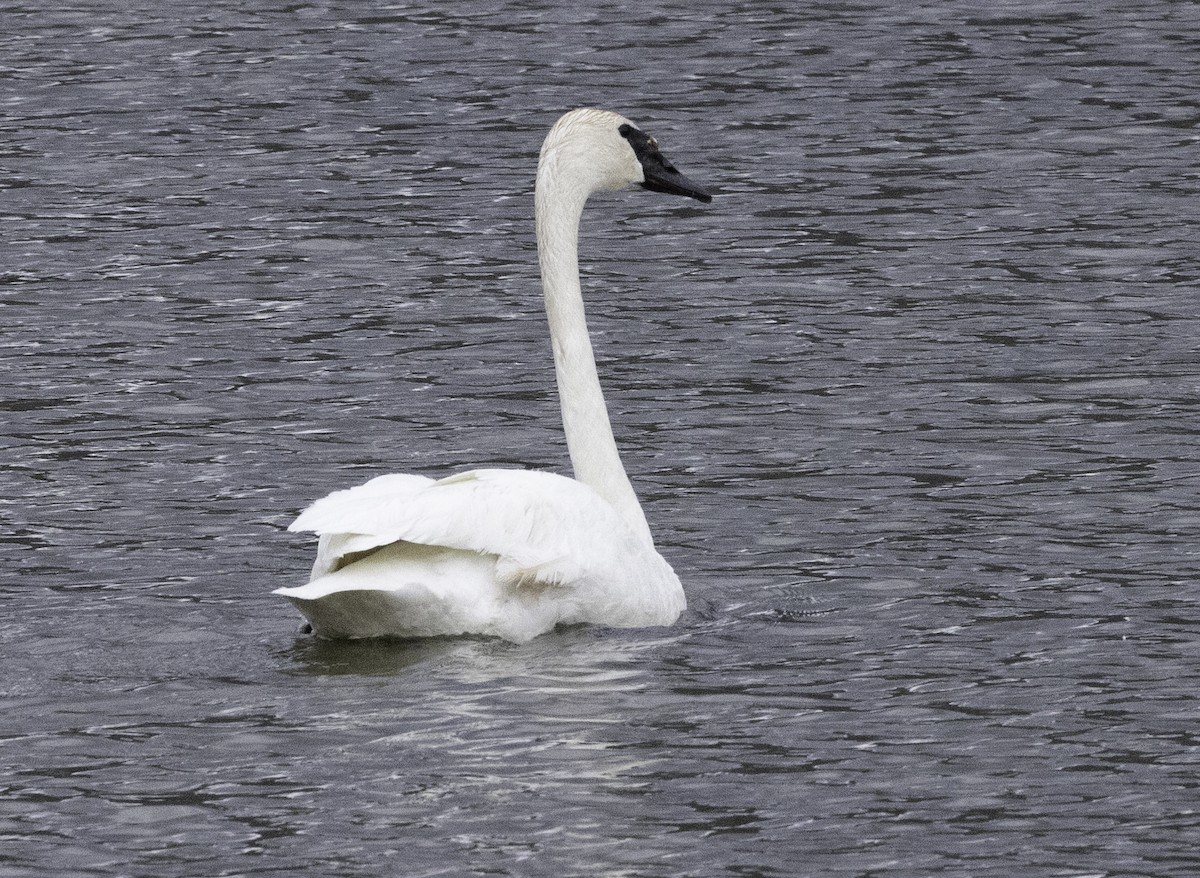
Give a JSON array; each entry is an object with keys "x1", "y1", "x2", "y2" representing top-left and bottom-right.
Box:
[{"x1": 276, "y1": 108, "x2": 711, "y2": 642}]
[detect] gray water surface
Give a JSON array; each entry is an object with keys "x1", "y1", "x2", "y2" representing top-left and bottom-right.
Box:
[{"x1": 3, "y1": 1, "x2": 1199, "y2": 876}]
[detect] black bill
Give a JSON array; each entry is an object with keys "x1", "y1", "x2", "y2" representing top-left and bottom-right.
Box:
[{"x1": 619, "y1": 123, "x2": 713, "y2": 203}]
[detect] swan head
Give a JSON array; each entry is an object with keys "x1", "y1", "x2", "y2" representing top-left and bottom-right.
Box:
[{"x1": 538, "y1": 108, "x2": 712, "y2": 204}]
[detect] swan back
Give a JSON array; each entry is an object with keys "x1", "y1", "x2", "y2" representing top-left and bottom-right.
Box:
[{"x1": 280, "y1": 468, "x2": 685, "y2": 642}]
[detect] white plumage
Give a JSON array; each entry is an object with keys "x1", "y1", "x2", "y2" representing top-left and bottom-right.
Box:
[{"x1": 276, "y1": 108, "x2": 711, "y2": 642}]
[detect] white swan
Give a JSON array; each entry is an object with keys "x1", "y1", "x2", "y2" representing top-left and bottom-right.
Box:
[{"x1": 275, "y1": 108, "x2": 711, "y2": 642}]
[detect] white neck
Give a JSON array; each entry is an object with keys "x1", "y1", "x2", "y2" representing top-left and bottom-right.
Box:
[{"x1": 535, "y1": 156, "x2": 654, "y2": 544}]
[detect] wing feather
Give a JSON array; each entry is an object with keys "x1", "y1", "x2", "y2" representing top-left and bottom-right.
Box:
[{"x1": 289, "y1": 469, "x2": 640, "y2": 589}]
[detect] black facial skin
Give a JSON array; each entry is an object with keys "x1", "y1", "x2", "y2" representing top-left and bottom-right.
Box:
[{"x1": 619, "y1": 123, "x2": 713, "y2": 203}]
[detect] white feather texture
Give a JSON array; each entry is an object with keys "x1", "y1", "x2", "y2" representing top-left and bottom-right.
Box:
[{"x1": 276, "y1": 108, "x2": 707, "y2": 642}]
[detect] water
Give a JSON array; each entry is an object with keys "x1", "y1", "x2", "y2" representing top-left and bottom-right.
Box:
[{"x1": 2, "y1": 1, "x2": 1198, "y2": 875}]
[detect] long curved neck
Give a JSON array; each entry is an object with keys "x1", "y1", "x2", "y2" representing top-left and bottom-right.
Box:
[{"x1": 535, "y1": 160, "x2": 654, "y2": 544}]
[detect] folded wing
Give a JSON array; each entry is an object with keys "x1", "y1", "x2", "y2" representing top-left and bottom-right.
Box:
[{"x1": 288, "y1": 468, "x2": 643, "y2": 590}]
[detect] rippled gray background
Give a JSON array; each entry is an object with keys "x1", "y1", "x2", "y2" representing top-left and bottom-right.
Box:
[{"x1": 3, "y1": 1, "x2": 1198, "y2": 876}]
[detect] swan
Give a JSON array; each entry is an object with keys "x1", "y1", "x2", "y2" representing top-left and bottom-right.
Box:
[{"x1": 275, "y1": 108, "x2": 711, "y2": 642}]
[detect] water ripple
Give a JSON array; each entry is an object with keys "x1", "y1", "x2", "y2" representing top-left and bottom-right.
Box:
[{"x1": 2, "y1": 0, "x2": 1198, "y2": 875}]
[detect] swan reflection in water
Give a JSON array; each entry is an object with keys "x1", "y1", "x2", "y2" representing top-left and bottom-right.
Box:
[{"x1": 277, "y1": 109, "x2": 711, "y2": 642}]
